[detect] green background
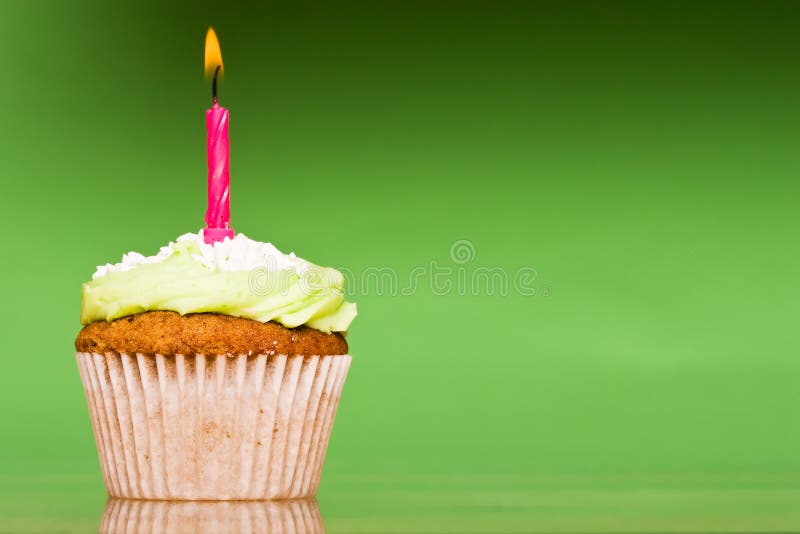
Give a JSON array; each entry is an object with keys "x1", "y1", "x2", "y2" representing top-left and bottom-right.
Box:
[{"x1": 1, "y1": 0, "x2": 799, "y2": 531}]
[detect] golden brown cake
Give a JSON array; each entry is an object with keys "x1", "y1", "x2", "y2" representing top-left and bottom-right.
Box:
[{"x1": 77, "y1": 311, "x2": 348, "y2": 356}]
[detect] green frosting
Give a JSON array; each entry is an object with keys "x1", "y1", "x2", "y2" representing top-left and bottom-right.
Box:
[{"x1": 81, "y1": 238, "x2": 357, "y2": 332}]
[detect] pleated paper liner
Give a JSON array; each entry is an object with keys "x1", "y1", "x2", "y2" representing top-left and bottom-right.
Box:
[
  {"x1": 76, "y1": 352, "x2": 351, "y2": 500},
  {"x1": 101, "y1": 498, "x2": 323, "y2": 533}
]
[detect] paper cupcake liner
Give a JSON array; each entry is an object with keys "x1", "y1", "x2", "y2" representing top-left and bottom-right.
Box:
[
  {"x1": 101, "y1": 498, "x2": 323, "y2": 533},
  {"x1": 76, "y1": 352, "x2": 351, "y2": 500}
]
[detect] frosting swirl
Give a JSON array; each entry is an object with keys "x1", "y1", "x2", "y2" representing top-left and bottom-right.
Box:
[{"x1": 81, "y1": 232, "x2": 357, "y2": 332}]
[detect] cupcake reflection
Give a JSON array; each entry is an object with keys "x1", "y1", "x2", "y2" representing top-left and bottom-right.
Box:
[{"x1": 101, "y1": 498, "x2": 324, "y2": 534}]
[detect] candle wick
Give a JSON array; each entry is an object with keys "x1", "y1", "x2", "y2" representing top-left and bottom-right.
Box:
[{"x1": 212, "y1": 65, "x2": 221, "y2": 104}]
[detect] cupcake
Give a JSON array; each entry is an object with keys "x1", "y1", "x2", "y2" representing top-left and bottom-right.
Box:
[{"x1": 75, "y1": 231, "x2": 356, "y2": 500}]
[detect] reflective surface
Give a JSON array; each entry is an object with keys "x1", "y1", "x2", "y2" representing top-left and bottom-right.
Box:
[
  {"x1": 101, "y1": 498, "x2": 322, "y2": 533},
  {"x1": 2, "y1": 473, "x2": 800, "y2": 533}
]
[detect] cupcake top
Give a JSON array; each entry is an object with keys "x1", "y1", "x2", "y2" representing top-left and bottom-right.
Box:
[{"x1": 81, "y1": 231, "x2": 357, "y2": 334}]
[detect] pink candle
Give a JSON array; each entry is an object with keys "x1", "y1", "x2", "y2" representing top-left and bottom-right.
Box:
[
  {"x1": 204, "y1": 100, "x2": 233, "y2": 243},
  {"x1": 203, "y1": 28, "x2": 234, "y2": 244}
]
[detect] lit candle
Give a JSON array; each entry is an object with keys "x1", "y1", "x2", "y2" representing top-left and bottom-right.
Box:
[{"x1": 203, "y1": 28, "x2": 234, "y2": 244}]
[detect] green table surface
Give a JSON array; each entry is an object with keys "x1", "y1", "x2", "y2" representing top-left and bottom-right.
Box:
[{"x1": 3, "y1": 472, "x2": 800, "y2": 533}]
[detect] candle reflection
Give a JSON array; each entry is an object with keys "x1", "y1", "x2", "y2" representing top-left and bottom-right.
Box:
[{"x1": 101, "y1": 498, "x2": 324, "y2": 533}]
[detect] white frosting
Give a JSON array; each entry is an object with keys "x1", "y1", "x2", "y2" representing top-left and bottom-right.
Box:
[{"x1": 92, "y1": 231, "x2": 310, "y2": 280}]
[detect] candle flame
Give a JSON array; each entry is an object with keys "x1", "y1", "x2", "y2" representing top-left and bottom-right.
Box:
[{"x1": 204, "y1": 27, "x2": 224, "y2": 78}]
